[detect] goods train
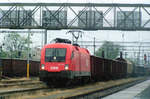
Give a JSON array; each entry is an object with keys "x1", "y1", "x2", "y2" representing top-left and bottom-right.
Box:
[
  {"x1": 39, "y1": 38, "x2": 150, "y2": 84},
  {"x1": 0, "y1": 39, "x2": 149, "y2": 81}
]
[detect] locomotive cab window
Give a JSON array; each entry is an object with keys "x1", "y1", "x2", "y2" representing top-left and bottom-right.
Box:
[{"x1": 45, "y1": 48, "x2": 66, "y2": 62}]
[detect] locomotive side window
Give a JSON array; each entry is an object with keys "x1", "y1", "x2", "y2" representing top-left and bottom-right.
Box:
[
  {"x1": 45, "y1": 48, "x2": 66, "y2": 62},
  {"x1": 71, "y1": 51, "x2": 74, "y2": 59}
]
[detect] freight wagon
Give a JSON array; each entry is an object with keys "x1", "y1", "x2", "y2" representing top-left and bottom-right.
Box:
[
  {"x1": 90, "y1": 56, "x2": 127, "y2": 81},
  {"x1": 1, "y1": 59, "x2": 40, "y2": 77},
  {"x1": 116, "y1": 58, "x2": 135, "y2": 77}
]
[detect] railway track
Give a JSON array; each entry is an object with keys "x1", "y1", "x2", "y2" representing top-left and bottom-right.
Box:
[
  {"x1": 0, "y1": 77, "x2": 38, "y2": 84},
  {"x1": 0, "y1": 78, "x2": 49, "y2": 99},
  {"x1": 65, "y1": 78, "x2": 147, "y2": 99},
  {"x1": 0, "y1": 77, "x2": 148, "y2": 99},
  {"x1": 0, "y1": 80, "x2": 44, "y2": 88},
  {"x1": 0, "y1": 78, "x2": 43, "y2": 88},
  {"x1": 0, "y1": 86, "x2": 50, "y2": 99},
  {"x1": 28, "y1": 77, "x2": 148, "y2": 99}
]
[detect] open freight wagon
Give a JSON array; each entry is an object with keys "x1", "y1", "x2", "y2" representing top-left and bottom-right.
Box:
[{"x1": 90, "y1": 56, "x2": 127, "y2": 81}]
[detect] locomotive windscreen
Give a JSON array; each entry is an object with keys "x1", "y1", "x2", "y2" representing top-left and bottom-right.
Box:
[{"x1": 45, "y1": 48, "x2": 66, "y2": 62}]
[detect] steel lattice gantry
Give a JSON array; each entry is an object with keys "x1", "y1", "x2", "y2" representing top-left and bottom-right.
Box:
[{"x1": 0, "y1": 3, "x2": 150, "y2": 30}]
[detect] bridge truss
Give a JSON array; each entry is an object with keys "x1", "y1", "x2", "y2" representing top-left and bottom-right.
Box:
[{"x1": 0, "y1": 3, "x2": 149, "y2": 30}]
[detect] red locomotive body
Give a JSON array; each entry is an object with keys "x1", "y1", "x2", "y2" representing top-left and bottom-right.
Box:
[{"x1": 40, "y1": 43, "x2": 91, "y2": 82}]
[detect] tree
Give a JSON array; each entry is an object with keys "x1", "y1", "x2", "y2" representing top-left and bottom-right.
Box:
[
  {"x1": 2, "y1": 33, "x2": 32, "y2": 58},
  {"x1": 95, "y1": 41, "x2": 121, "y2": 59}
]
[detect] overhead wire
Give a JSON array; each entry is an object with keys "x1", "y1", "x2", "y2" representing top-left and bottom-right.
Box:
[{"x1": 84, "y1": 32, "x2": 101, "y2": 41}]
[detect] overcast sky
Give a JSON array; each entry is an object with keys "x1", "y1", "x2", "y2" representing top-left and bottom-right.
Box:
[{"x1": 0, "y1": 0, "x2": 150, "y2": 55}]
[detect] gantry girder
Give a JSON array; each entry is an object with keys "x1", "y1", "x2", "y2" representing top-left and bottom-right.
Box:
[
  {"x1": 0, "y1": 3, "x2": 149, "y2": 30},
  {"x1": 0, "y1": 3, "x2": 149, "y2": 7}
]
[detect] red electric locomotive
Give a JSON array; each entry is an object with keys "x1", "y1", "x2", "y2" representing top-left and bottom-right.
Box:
[{"x1": 39, "y1": 39, "x2": 91, "y2": 83}]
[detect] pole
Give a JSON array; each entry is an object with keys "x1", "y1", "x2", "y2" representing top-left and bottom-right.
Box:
[
  {"x1": 93, "y1": 37, "x2": 95, "y2": 55},
  {"x1": 138, "y1": 44, "x2": 141, "y2": 65},
  {"x1": 0, "y1": 46, "x2": 2, "y2": 80},
  {"x1": 122, "y1": 33, "x2": 124, "y2": 57},
  {"x1": 44, "y1": 29, "x2": 47, "y2": 45},
  {"x1": 148, "y1": 53, "x2": 150, "y2": 64},
  {"x1": 27, "y1": 29, "x2": 30, "y2": 78}
]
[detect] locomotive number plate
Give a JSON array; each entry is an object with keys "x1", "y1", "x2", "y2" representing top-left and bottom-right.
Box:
[{"x1": 50, "y1": 66, "x2": 58, "y2": 70}]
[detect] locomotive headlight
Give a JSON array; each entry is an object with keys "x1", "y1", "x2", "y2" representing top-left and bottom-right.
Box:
[
  {"x1": 41, "y1": 64, "x2": 45, "y2": 70},
  {"x1": 65, "y1": 64, "x2": 69, "y2": 70}
]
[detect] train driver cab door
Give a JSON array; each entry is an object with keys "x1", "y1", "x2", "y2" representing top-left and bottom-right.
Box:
[{"x1": 71, "y1": 47, "x2": 81, "y2": 76}]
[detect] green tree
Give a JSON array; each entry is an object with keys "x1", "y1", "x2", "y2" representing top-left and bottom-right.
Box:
[
  {"x1": 2, "y1": 33, "x2": 32, "y2": 58},
  {"x1": 95, "y1": 41, "x2": 121, "y2": 59}
]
